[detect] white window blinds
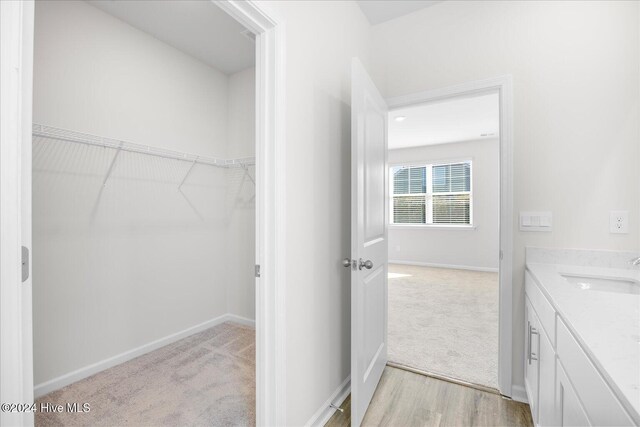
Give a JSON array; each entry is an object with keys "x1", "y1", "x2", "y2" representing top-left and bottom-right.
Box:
[
  {"x1": 391, "y1": 161, "x2": 472, "y2": 226},
  {"x1": 392, "y1": 166, "x2": 426, "y2": 223}
]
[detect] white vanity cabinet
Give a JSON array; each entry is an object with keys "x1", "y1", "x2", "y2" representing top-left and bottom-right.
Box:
[
  {"x1": 524, "y1": 297, "x2": 540, "y2": 423},
  {"x1": 524, "y1": 270, "x2": 636, "y2": 427},
  {"x1": 555, "y1": 361, "x2": 590, "y2": 427},
  {"x1": 524, "y1": 288, "x2": 555, "y2": 426},
  {"x1": 537, "y1": 321, "x2": 555, "y2": 426}
]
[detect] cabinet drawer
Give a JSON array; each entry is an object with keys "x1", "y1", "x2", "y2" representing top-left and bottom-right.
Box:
[
  {"x1": 556, "y1": 318, "x2": 634, "y2": 426},
  {"x1": 525, "y1": 270, "x2": 556, "y2": 345}
]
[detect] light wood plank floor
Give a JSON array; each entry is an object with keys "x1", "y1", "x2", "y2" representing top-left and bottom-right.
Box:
[{"x1": 326, "y1": 366, "x2": 533, "y2": 427}]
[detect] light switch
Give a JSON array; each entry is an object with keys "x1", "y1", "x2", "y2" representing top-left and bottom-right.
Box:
[
  {"x1": 540, "y1": 216, "x2": 552, "y2": 227},
  {"x1": 520, "y1": 211, "x2": 552, "y2": 232}
]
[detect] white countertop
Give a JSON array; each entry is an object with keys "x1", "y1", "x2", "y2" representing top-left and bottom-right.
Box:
[{"x1": 526, "y1": 262, "x2": 640, "y2": 424}]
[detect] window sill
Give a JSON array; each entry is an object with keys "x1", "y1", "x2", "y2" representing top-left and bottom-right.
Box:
[{"x1": 389, "y1": 224, "x2": 476, "y2": 230}]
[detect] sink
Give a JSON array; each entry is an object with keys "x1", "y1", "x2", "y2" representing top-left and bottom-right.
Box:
[{"x1": 561, "y1": 274, "x2": 640, "y2": 295}]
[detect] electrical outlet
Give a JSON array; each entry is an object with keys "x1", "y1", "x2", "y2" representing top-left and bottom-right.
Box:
[
  {"x1": 610, "y1": 210, "x2": 629, "y2": 234},
  {"x1": 395, "y1": 245, "x2": 401, "y2": 252}
]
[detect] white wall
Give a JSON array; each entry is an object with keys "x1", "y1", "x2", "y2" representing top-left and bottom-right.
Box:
[
  {"x1": 388, "y1": 138, "x2": 500, "y2": 271},
  {"x1": 33, "y1": 0, "x2": 228, "y2": 158},
  {"x1": 32, "y1": 0, "x2": 254, "y2": 386},
  {"x1": 226, "y1": 67, "x2": 256, "y2": 320},
  {"x1": 371, "y1": 0, "x2": 640, "y2": 394},
  {"x1": 227, "y1": 67, "x2": 256, "y2": 159},
  {"x1": 259, "y1": 1, "x2": 372, "y2": 424}
]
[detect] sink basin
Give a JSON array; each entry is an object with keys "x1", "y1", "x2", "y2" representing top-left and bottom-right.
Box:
[{"x1": 561, "y1": 274, "x2": 640, "y2": 295}]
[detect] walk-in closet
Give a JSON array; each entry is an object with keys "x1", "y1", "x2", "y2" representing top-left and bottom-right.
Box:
[{"x1": 31, "y1": 1, "x2": 257, "y2": 425}]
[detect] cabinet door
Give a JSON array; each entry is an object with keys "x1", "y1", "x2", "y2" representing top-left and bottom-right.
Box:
[
  {"x1": 556, "y1": 318, "x2": 634, "y2": 426},
  {"x1": 538, "y1": 326, "x2": 556, "y2": 426},
  {"x1": 556, "y1": 361, "x2": 590, "y2": 426},
  {"x1": 524, "y1": 298, "x2": 540, "y2": 424}
]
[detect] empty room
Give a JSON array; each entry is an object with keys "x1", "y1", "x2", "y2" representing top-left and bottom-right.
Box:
[
  {"x1": 386, "y1": 92, "x2": 501, "y2": 391},
  {"x1": 30, "y1": 1, "x2": 257, "y2": 425}
]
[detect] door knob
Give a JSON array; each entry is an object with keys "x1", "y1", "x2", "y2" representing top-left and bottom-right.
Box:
[
  {"x1": 342, "y1": 258, "x2": 352, "y2": 268},
  {"x1": 359, "y1": 259, "x2": 373, "y2": 270}
]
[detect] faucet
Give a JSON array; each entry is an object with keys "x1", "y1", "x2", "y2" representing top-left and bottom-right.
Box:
[{"x1": 630, "y1": 257, "x2": 640, "y2": 266}]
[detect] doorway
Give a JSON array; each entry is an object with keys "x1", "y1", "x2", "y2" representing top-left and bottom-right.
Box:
[
  {"x1": 386, "y1": 92, "x2": 501, "y2": 389},
  {"x1": 346, "y1": 62, "x2": 514, "y2": 426},
  {"x1": 385, "y1": 78, "x2": 514, "y2": 396},
  {"x1": 32, "y1": 1, "x2": 256, "y2": 424},
  {"x1": 0, "y1": 1, "x2": 286, "y2": 426}
]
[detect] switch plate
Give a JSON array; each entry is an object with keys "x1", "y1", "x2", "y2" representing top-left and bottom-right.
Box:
[
  {"x1": 610, "y1": 211, "x2": 629, "y2": 234},
  {"x1": 520, "y1": 211, "x2": 552, "y2": 232}
]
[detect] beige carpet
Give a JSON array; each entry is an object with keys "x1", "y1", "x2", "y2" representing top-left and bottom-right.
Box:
[
  {"x1": 36, "y1": 322, "x2": 255, "y2": 427},
  {"x1": 388, "y1": 264, "x2": 499, "y2": 389}
]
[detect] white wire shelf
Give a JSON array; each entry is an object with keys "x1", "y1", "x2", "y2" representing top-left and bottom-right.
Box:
[{"x1": 32, "y1": 123, "x2": 255, "y2": 169}]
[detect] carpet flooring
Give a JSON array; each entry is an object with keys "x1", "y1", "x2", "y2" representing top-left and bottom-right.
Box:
[
  {"x1": 388, "y1": 264, "x2": 499, "y2": 389},
  {"x1": 35, "y1": 322, "x2": 255, "y2": 427}
]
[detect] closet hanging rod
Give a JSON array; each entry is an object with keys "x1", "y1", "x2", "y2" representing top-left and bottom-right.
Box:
[{"x1": 32, "y1": 123, "x2": 255, "y2": 168}]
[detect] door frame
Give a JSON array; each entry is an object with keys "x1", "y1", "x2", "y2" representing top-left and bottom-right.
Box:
[
  {"x1": 1, "y1": 1, "x2": 35, "y2": 426},
  {"x1": 214, "y1": 2, "x2": 287, "y2": 424},
  {"x1": 0, "y1": 1, "x2": 287, "y2": 425},
  {"x1": 386, "y1": 75, "x2": 514, "y2": 397}
]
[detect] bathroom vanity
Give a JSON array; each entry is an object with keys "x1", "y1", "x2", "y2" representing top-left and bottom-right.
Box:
[{"x1": 524, "y1": 248, "x2": 639, "y2": 426}]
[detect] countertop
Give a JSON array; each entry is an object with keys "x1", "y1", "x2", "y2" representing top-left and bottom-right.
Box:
[{"x1": 526, "y1": 262, "x2": 640, "y2": 424}]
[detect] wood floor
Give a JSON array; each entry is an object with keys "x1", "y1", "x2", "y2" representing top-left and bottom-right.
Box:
[{"x1": 325, "y1": 366, "x2": 533, "y2": 427}]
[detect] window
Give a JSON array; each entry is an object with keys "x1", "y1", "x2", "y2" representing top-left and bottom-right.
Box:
[{"x1": 391, "y1": 161, "x2": 472, "y2": 226}]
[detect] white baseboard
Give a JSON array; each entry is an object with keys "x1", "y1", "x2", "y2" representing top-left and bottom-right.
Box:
[
  {"x1": 389, "y1": 260, "x2": 499, "y2": 273},
  {"x1": 34, "y1": 313, "x2": 254, "y2": 398},
  {"x1": 511, "y1": 384, "x2": 528, "y2": 403},
  {"x1": 305, "y1": 375, "x2": 351, "y2": 427},
  {"x1": 226, "y1": 313, "x2": 256, "y2": 328}
]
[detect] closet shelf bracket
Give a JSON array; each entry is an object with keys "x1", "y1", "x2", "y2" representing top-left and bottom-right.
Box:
[
  {"x1": 102, "y1": 143, "x2": 123, "y2": 186},
  {"x1": 178, "y1": 157, "x2": 199, "y2": 190},
  {"x1": 241, "y1": 163, "x2": 256, "y2": 186}
]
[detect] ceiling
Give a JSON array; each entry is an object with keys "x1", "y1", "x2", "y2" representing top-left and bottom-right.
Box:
[
  {"x1": 87, "y1": 0, "x2": 255, "y2": 75},
  {"x1": 357, "y1": 1, "x2": 441, "y2": 25},
  {"x1": 389, "y1": 92, "x2": 500, "y2": 150}
]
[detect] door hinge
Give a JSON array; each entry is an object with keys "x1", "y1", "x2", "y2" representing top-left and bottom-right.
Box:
[
  {"x1": 255, "y1": 264, "x2": 261, "y2": 278},
  {"x1": 500, "y1": 250, "x2": 504, "y2": 261},
  {"x1": 22, "y1": 246, "x2": 29, "y2": 282}
]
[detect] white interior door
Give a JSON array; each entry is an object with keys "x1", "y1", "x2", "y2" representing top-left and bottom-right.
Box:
[{"x1": 350, "y1": 58, "x2": 388, "y2": 427}]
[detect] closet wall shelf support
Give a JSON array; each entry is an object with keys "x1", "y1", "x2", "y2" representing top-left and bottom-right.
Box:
[
  {"x1": 102, "y1": 144, "x2": 122, "y2": 187},
  {"x1": 32, "y1": 123, "x2": 256, "y2": 171},
  {"x1": 241, "y1": 163, "x2": 256, "y2": 186},
  {"x1": 178, "y1": 158, "x2": 199, "y2": 190}
]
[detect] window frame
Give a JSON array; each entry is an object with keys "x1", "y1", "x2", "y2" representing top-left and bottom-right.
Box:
[{"x1": 389, "y1": 158, "x2": 474, "y2": 228}]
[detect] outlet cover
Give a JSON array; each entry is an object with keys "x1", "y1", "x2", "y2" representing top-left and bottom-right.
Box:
[{"x1": 610, "y1": 210, "x2": 629, "y2": 234}]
